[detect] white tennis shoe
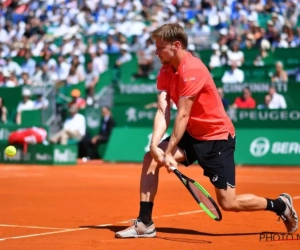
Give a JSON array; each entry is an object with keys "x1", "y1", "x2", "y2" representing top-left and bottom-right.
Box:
[
  {"x1": 278, "y1": 193, "x2": 298, "y2": 233},
  {"x1": 115, "y1": 219, "x2": 156, "y2": 238}
]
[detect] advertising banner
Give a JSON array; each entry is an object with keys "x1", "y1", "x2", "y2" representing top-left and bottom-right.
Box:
[
  {"x1": 104, "y1": 128, "x2": 300, "y2": 166},
  {"x1": 0, "y1": 144, "x2": 77, "y2": 165}
]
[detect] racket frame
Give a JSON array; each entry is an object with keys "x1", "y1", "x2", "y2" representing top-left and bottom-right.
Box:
[{"x1": 170, "y1": 166, "x2": 222, "y2": 221}]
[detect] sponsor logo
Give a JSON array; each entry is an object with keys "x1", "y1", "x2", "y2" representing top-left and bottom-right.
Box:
[
  {"x1": 35, "y1": 153, "x2": 52, "y2": 161},
  {"x1": 119, "y1": 84, "x2": 157, "y2": 94},
  {"x1": 183, "y1": 77, "x2": 196, "y2": 82},
  {"x1": 3, "y1": 149, "x2": 22, "y2": 161},
  {"x1": 3, "y1": 149, "x2": 31, "y2": 161},
  {"x1": 227, "y1": 110, "x2": 300, "y2": 123},
  {"x1": 250, "y1": 137, "x2": 270, "y2": 157},
  {"x1": 250, "y1": 137, "x2": 300, "y2": 157},
  {"x1": 54, "y1": 149, "x2": 77, "y2": 163},
  {"x1": 126, "y1": 108, "x2": 177, "y2": 123},
  {"x1": 223, "y1": 82, "x2": 288, "y2": 94},
  {"x1": 212, "y1": 175, "x2": 218, "y2": 182},
  {"x1": 0, "y1": 128, "x2": 11, "y2": 140}
]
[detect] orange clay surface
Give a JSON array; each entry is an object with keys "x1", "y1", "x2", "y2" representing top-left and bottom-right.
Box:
[{"x1": 0, "y1": 162, "x2": 300, "y2": 250}]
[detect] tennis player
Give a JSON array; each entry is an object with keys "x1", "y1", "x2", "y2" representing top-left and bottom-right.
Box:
[{"x1": 115, "y1": 23, "x2": 298, "y2": 238}]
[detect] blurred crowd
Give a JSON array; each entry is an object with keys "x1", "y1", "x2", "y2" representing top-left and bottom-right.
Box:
[
  {"x1": 0, "y1": 0, "x2": 298, "y2": 83},
  {"x1": 0, "y1": 0, "x2": 298, "y2": 158},
  {"x1": 0, "y1": 0, "x2": 299, "y2": 118}
]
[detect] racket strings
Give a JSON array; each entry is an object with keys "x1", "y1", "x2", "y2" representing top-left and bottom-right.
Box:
[{"x1": 188, "y1": 182, "x2": 220, "y2": 219}]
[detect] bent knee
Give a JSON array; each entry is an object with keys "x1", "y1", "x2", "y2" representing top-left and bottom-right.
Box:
[{"x1": 219, "y1": 199, "x2": 237, "y2": 212}]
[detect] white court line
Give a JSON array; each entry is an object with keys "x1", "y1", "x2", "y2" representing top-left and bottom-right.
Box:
[
  {"x1": 0, "y1": 209, "x2": 203, "y2": 241},
  {"x1": 0, "y1": 224, "x2": 71, "y2": 230},
  {"x1": 0, "y1": 228, "x2": 86, "y2": 241},
  {"x1": 0, "y1": 196, "x2": 299, "y2": 242}
]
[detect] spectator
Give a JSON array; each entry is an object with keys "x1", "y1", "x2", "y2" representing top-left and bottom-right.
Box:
[
  {"x1": 97, "y1": 47, "x2": 109, "y2": 72},
  {"x1": 130, "y1": 35, "x2": 143, "y2": 52},
  {"x1": 106, "y1": 35, "x2": 120, "y2": 54},
  {"x1": 16, "y1": 89, "x2": 35, "y2": 125},
  {"x1": 90, "y1": 49, "x2": 106, "y2": 76},
  {"x1": 0, "y1": 97, "x2": 7, "y2": 123},
  {"x1": 40, "y1": 64, "x2": 54, "y2": 86},
  {"x1": 217, "y1": 87, "x2": 230, "y2": 110},
  {"x1": 221, "y1": 62, "x2": 245, "y2": 84},
  {"x1": 253, "y1": 23, "x2": 263, "y2": 43},
  {"x1": 257, "y1": 94, "x2": 272, "y2": 109},
  {"x1": 187, "y1": 44, "x2": 200, "y2": 59},
  {"x1": 66, "y1": 65, "x2": 80, "y2": 85},
  {"x1": 73, "y1": 34, "x2": 87, "y2": 54},
  {"x1": 42, "y1": 51, "x2": 57, "y2": 72},
  {"x1": 209, "y1": 43, "x2": 221, "y2": 69},
  {"x1": 31, "y1": 64, "x2": 43, "y2": 86},
  {"x1": 19, "y1": 70, "x2": 32, "y2": 86},
  {"x1": 268, "y1": 86, "x2": 287, "y2": 109},
  {"x1": 21, "y1": 51, "x2": 36, "y2": 77},
  {"x1": 0, "y1": 68, "x2": 4, "y2": 86},
  {"x1": 115, "y1": 44, "x2": 132, "y2": 66},
  {"x1": 3, "y1": 70, "x2": 18, "y2": 87},
  {"x1": 80, "y1": 106, "x2": 115, "y2": 160},
  {"x1": 232, "y1": 87, "x2": 256, "y2": 109},
  {"x1": 135, "y1": 38, "x2": 155, "y2": 77},
  {"x1": 56, "y1": 55, "x2": 71, "y2": 85},
  {"x1": 50, "y1": 105, "x2": 86, "y2": 145},
  {"x1": 71, "y1": 54, "x2": 86, "y2": 82},
  {"x1": 3, "y1": 56, "x2": 22, "y2": 77},
  {"x1": 254, "y1": 39, "x2": 273, "y2": 66},
  {"x1": 271, "y1": 61, "x2": 288, "y2": 83},
  {"x1": 227, "y1": 41, "x2": 244, "y2": 67},
  {"x1": 220, "y1": 45, "x2": 229, "y2": 66},
  {"x1": 33, "y1": 93, "x2": 49, "y2": 110},
  {"x1": 243, "y1": 33, "x2": 256, "y2": 49},
  {"x1": 85, "y1": 61, "x2": 99, "y2": 97},
  {"x1": 68, "y1": 89, "x2": 86, "y2": 110}
]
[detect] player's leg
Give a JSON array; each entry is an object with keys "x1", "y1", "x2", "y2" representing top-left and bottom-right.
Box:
[
  {"x1": 115, "y1": 140, "x2": 187, "y2": 238},
  {"x1": 138, "y1": 141, "x2": 186, "y2": 222},
  {"x1": 215, "y1": 187, "x2": 298, "y2": 233},
  {"x1": 201, "y1": 135, "x2": 298, "y2": 233}
]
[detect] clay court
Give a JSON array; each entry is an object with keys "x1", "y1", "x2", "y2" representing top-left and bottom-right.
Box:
[{"x1": 0, "y1": 162, "x2": 299, "y2": 250}]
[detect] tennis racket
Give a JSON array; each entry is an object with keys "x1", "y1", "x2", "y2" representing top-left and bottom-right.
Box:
[{"x1": 170, "y1": 166, "x2": 222, "y2": 221}]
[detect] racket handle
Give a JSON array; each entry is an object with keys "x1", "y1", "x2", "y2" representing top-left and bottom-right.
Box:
[{"x1": 170, "y1": 166, "x2": 176, "y2": 171}]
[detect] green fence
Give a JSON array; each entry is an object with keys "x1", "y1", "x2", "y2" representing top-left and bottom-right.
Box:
[{"x1": 103, "y1": 127, "x2": 300, "y2": 166}]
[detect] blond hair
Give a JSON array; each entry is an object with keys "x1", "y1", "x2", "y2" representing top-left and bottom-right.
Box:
[{"x1": 151, "y1": 23, "x2": 188, "y2": 49}]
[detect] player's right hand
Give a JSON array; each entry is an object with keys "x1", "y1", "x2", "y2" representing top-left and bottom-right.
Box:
[{"x1": 150, "y1": 145, "x2": 165, "y2": 164}]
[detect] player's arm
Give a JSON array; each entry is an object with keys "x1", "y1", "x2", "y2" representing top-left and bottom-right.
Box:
[
  {"x1": 165, "y1": 96, "x2": 195, "y2": 155},
  {"x1": 150, "y1": 90, "x2": 170, "y2": 148},
  {"x1": 165, "y1": 69, "x2": 207, "y2": 155}
]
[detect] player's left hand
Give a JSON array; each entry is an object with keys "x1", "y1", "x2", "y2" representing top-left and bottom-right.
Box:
[{"x1": 163, "y1": 153, "x2": 178, "y2": 173}]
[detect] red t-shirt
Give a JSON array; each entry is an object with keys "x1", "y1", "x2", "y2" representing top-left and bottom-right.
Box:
[
  {"x1": 157, "y1": 52, "x2": 235, "y2": 141},
  {"x1": 234, "y1": 97, "x2": 256, "y2": 109}
]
